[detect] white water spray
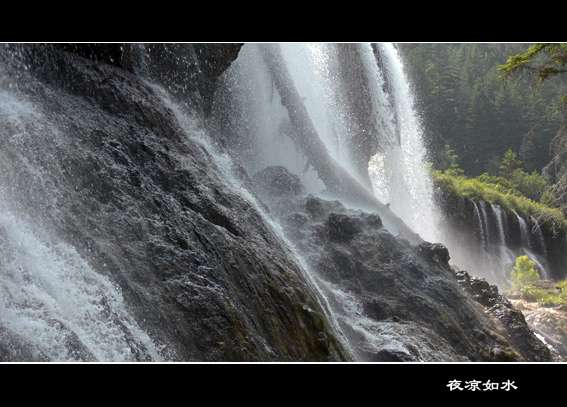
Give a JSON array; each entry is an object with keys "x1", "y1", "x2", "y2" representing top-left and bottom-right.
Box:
[
  {"x1": 516, "y1": 211, "x2": 532, "y2": 249},
  {"x1": 0, "y1": 203, "x2": 163, "y2": 361},
  {"x1": 0, "y1": 90, "x2": 164, "y2": 362},
  {"x1": 367, "y1": 43, "x2": 440, "y2": 243},
  {"x1": 218, "y1": 43, "x2": 441, "y2": 243}
]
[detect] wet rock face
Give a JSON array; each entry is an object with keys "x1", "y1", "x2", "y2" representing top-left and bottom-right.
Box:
[
  {"x1": 0, "y1": 44, "x2": 348, "y2": 362},
  {"x1": 252, "y1": 166, "x2": 305, "y2": 199},
  {"x1": 254, "y1": 171, "x2": 555, "y2": 361},
  {"x1": 52, "y1": 43, "x2": 244, "y2": 115},
  {"x1": 454, "y1": 269, "x2": 557, "y2": 361},
  {"x1": 0, "y1": 44, "x2": 556, "y2": 363}
]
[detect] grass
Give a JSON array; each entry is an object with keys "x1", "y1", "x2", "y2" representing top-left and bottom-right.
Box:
[
  {"x1": 431, "y1": 169, "x2": 567, "y2": 233},
  {"x1": 517, "y1": 280, "x2": 567, "y2": 307}
]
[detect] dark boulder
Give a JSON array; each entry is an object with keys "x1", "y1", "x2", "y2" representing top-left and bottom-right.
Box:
[
  {"x1": 326, "y1": 213, "x2": 363, "y2": 242},
  {"x1": 252, "y1": 166, "x2": 305, "y2": 199},
  {"x1": 54, "y1": 43, "x2": 244, "y2": 115}
]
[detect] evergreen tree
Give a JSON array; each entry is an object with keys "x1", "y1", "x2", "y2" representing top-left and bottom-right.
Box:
[
  {"x1": 500, "y1": 149, "x2": 523, "y2": 179},
  {"x1": 499, "y1": 43, "x2": 567, "y2": 86},
  {"x1": 399, "y1": 43, "x2": 564, "y2": 177},
  {"x1": 438, "y1": 144, "x2": 464, "y2": 175},
  {"x1": 499, "y1": 43, "x2": 567, "y2": 216}
]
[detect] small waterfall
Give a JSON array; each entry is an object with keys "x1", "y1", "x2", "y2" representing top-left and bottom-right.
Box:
[
  {"x1": 515, "y1": 212, "x2": 549, "y2": 278},
  {"x1": 492, "y1": 204, "x2": 507, "y2": 247},
  {"x1": 478, "y1": 200, "x2": 492, "y2": 248},
  {"x1": 531, "y1": 216, "x2": 549, "y2": 257},
  {"x1": 516, "y1": 211, "x2": 532, "y2": 249},
  {"x1": 528, "y1": 216, "x2": 550, "y2": 279},
  {"x1": 457, "y1": 200, "x2": 553, "y2": 285},
  {"x1": 473, "y1": 201, "x2": 486, "y2": 252},
  {"x1": 492, "y1": 204, "x2": 517, "y2": 277}
]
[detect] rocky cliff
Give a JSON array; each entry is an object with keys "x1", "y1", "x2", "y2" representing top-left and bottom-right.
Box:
[
  {"x1": 0, "y1": 44, "x2": 346, "y2": 361},
  {"x1": 0, "y1": 43, "x2": 557, "y2": 362},
  {"x1": 251, "y1": 166, "x2": 556, "y2": 361}
]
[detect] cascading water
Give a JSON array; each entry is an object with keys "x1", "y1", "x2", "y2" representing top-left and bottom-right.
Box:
[
  {"x1": 0, "y1": 87, "x2": 165, "y2": 362},
  {"x1": 216, "y1": 42, "x2": 561, "y2": 290},
  {"x1": 473, "y1": 201, "x2": 486, "y2": 252},
  {"x1": 479, "y1": 200, "x2": 492, "y2": 249},
  {"x1": 516, "y1": 212, "x2": 532, "y2": 249},
  {"x1": 0, "y1": 203, "x2": 163, "y2": 362},
  {"x1": 215, "y1": 43, "x2": 441, "y2": 244},
  {"x1": 1, "y1": 43, "x2": 560, "y2": 362},
  {"x1": 213, "y1": 43, "x2": 454, "y2": 360},
  {"x1": 442, "y1": 197, "x2": 556, "y2": 286},
  {"x1": 367, "y1": 43, "x2": 441, "y2": 243},
  {"x1": 531, "y1": 216, "x2": 549, "y2": 257},
  {"x1": 493, "y1": 204, "x2": 521, "y2": 279}
]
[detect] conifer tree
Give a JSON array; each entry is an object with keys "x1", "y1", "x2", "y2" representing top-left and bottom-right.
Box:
[
  {"x1": 499, "y1": 43, "x2": 567, "y2": 216},
  {"x1": 500, "y1": 149, "x2": 523, "y2": 179}
]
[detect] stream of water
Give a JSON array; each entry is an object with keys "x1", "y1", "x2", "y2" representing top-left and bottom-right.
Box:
[{"x1": 0, "y1": 42, "x2": 558, "y2": 361}]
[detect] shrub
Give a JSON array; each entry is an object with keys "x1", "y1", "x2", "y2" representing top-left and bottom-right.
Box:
[
  {"x1": 512, "y1": 170, "x2": 547, "y2": 201},
  {"x1": 510, "y1": 255, "x2": 540, "y2": 290}
]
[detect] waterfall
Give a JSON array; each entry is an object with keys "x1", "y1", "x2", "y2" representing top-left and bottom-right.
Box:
[
  {"x1": 0, "y1": 89, "x2": 165, "y2": 362},
  {"x1": 216, "y1": 43, "x2": 440, "y2": 243},
  {"x1": 367, "y1": 43, "x2": 440, "y2": 243},
  {"x1": 528, "y1": 216, "x2": 550, "y2": 279},
  {"x1": 493, "y1": 204, "x2": 507, "y2": 248},
  {"x1": 531, "y1": 216, "x2": 549, "y2": 257},
  {"x1": 6, "y1": 42, "x2": 442, "y2": 362},
  {"x1": 516, "y1": 211, "x2": 532, "y2": 249},
  {"x1": 452, "y1": 199, "x2": 554, "y2": 286},
  {"x1": 3, "y1": 43, "x2": 559, "y2": 362},
  {"x1": 212, "y1": 43, "x2": 451, "y2": 360},
  {"x1": 492, "y1": 204, "x2": 517, "y2": 278},
  {"x1": 478, "y1": 200, "x2": 492, "y2": 249},
  {"x1": 515, "y1": 212, "x2": 549, "y2": 278},
  {"x1": 473, "y1": 201, "x2": 486, "y2": 252}
]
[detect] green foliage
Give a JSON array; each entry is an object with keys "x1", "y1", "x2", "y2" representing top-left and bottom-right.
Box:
[
  {"x1": 439, "y1": 144, "x2": 464, "y2": 175},
  {"x1": 541, "y1": 192, "x2": 559, "y2": 208},
  {"x1": 499, "y1": 43, "x2": 567, "y2": 85},
  {"x1": 558, "y1": 280, "x2": 567, "y2": 305},
  {"x1": 485, "y1": 148, "x2": 548, "y2": 201},
  {"x1": 430, "y1": 147, "x2": 562, "y2": 228},
  {"x1": 399, "y1": 43, "x2": 565, "y2": 176},
  {"x1": 515, "y1": 278, "x2": 567, "y2": 306},
  {"x1": 430, "y1": 166, "x2": 567, "y2": 232},
  {"x1": 499, "y1": 149, "x2": 522, "y2": 179},
  {"x1": 519, "y1": 286, "x2": 551, "y2": 303},
  {"x1": 510, "y1": 168, "x2": 548, "y2": 202},
  {"x1": 511, "y1": 255, "x2": 540, "y2": 290},
  {"x1": 509, "y1": 258, "x2": 567, "y2": 306}
]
